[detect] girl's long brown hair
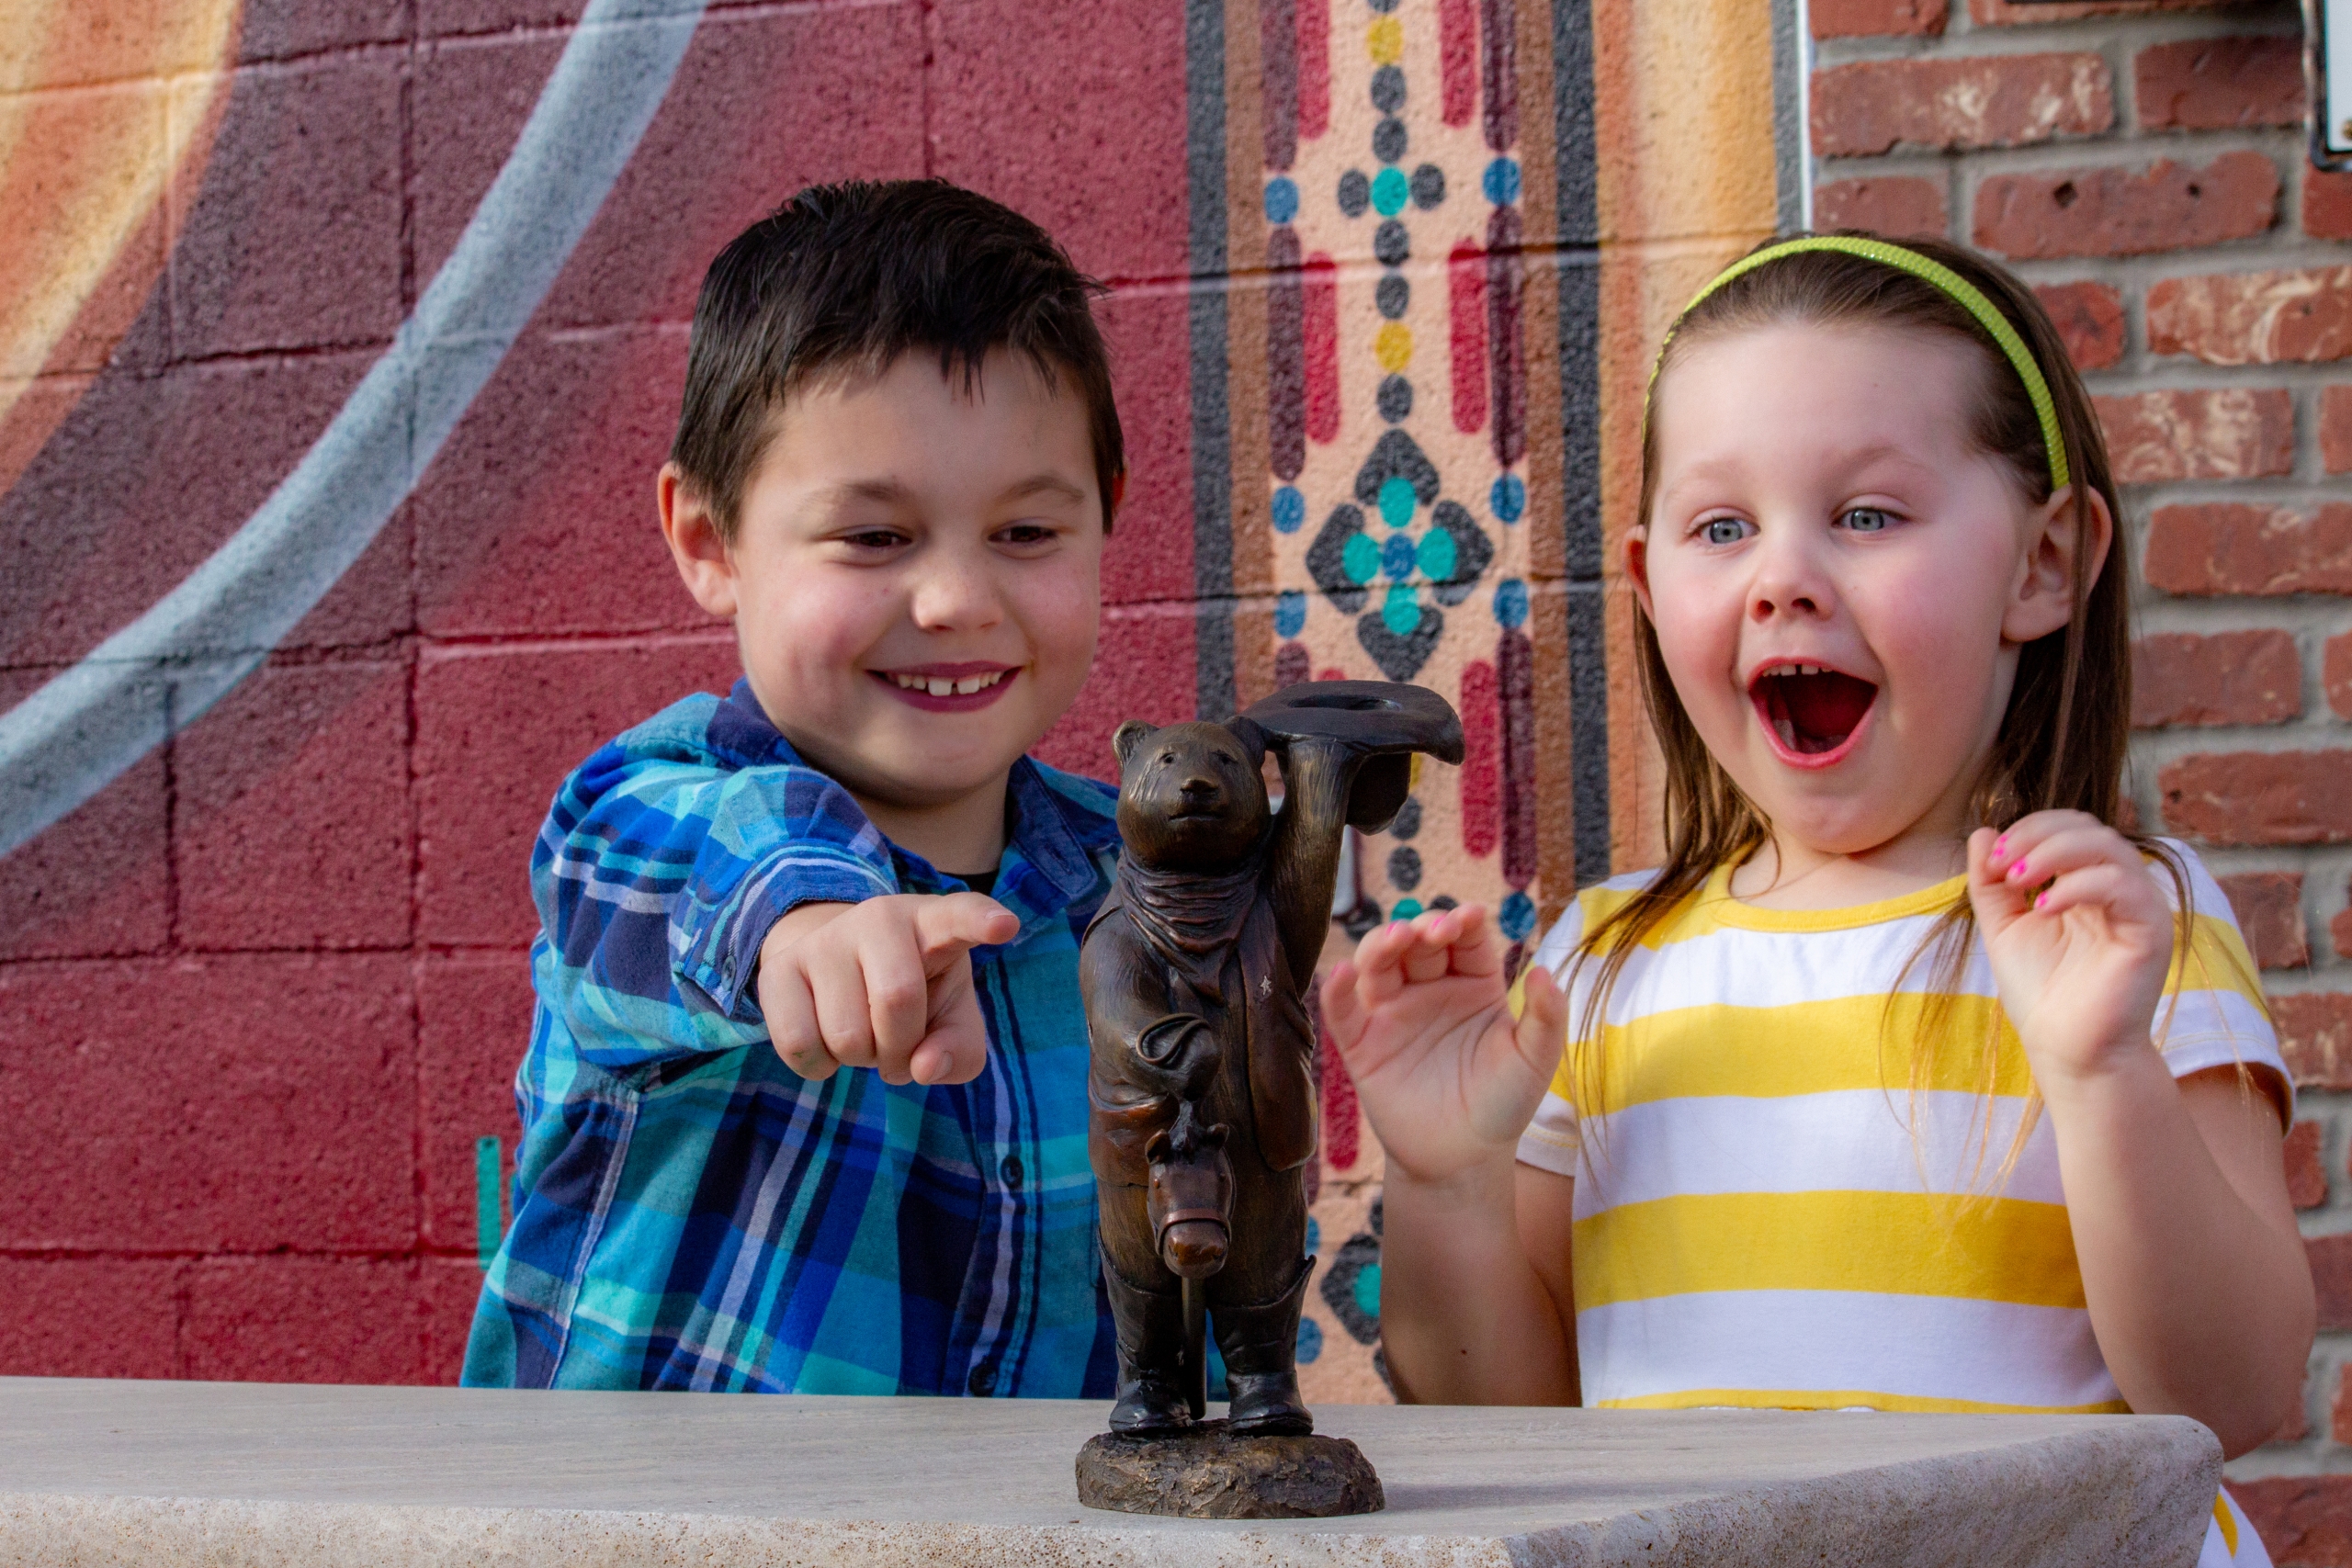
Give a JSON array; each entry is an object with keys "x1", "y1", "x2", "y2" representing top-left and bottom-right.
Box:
[{"x1": 1570, "y1": 231, "x2": 2206, "y2": 1179}]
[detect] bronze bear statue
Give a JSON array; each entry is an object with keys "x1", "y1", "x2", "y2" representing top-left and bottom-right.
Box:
[{"x1": 1080, "y1": 681, "x2": 1463, "y2": 1438}]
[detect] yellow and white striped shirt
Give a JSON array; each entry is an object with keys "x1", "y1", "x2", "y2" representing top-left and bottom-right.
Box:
[{"x1": 1515, "y1": 840, "x2": 2284, "y2": 1419}]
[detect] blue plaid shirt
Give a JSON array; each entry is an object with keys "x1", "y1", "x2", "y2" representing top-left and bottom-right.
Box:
[{"x1": 462, "y1": 680, "x2": 1123, "y2": 1395}]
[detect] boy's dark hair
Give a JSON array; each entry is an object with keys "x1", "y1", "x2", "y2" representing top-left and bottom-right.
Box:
[{"x1": 671, "y1": 179, "x2": 1125, "y2": 536}]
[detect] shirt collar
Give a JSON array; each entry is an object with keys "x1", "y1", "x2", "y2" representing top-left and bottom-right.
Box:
[{"x1": 707, "y1": 678, "x2": 1113, "y2": 915}]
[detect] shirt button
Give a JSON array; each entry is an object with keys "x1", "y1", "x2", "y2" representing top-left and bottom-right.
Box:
[
  {"x1": 967, "y1": 1363, "x2": 997, "y2": 1396},
  {"x1": 1000, "y1": 1155, "x2": 1024, "y2": 1189}
]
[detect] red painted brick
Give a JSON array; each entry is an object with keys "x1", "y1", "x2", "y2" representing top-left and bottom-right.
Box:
[
  {"x1": 2287, "y1": 1120, "x2": 2326, "y2": 1209},
  {"x1": 2150, "y1": 266, "x2": 2352, "y2": 366},
  {"x1": 419, "y1": 953, "x2": 536, "y2": 1253},
  {"x1": 2274, "y1": 1384, "x2": 2312, "y2": 1444},
  {"x1": 2131, "y1": 630, "x2": 2300, "y2": 728},
  {"x1": 2308, "y1": 168, "x2": 2352, "y2": 242},
  {"x1": 1811, "y1": 0, "x2": 1946, "y2": 35},
  {"x1": 2098, "y1": 390, "x2": 2294, "y2": 485},
  {"x1": 0, "y1": 954, "x2": 415, "y2": 1250},
  {"x1": 2143, "y1": 503, "x2": 2352, "y2": 596},
  {"x1": 235, "y1": 0, "x2": 407, "y2": 62},
  {"x1": 186, "y1": 1257, "x2": 424, "y2": 1385},
  {"x1": 2329, "y1": 632, "x2": 2352, "y2": 719},
  {"x1": 1811, "y1": 54, "x2": 2110, "y2": 158},
  {"x1": 168, "y1": 54, "x2": 403, "y2": 358},
  {"x1": 1971, "y1": 0, "x2": 2217, "y2": 20},
  {"x1": 2218, "y1": 871, "x2": 2310, "y2": 970},
  {"x1": 933, "y1": 0, "x2": 1191, "y2": 281},
  {"x1": 2325, "y1": 388, "x2": 2352, "y2": 474},
  {"x1": 423, "y1": 1257, "x2": 488, "y2": 1386},
  {"x1": 2276, "y1": 993, "x2": 2352, "y2": 1087},
  {"x1": 413, "y1": 8, "x2": 926, "y2": 333},
  {"x1": 2134, "y1": 35, "x2": 2301, "y2": 131},
  {"x1": 412, "y1": 325, "x2": 704, "y2": 639},
  {"x1": 0, "y1": 352, "x2": 386, "y2": 668},
  {"x1": 414, "y1": 637, "x2": 741, "y2": 947},
  {"x1": 0, "y1": 671, "x2": 169, "y2": 962},
  {"x1": 1813, "y1": 176, "x2": 1948, "y2": 241},
  {"x1": 1093, "y1": 288, "x2": 1198, "y2": 607},
  {"x1": 2233, "y1": 1473, "x2": 2352, "y2": 1568},
  {"x1": 2160, "y1": 754, "x2": 2352, "y2": 847},
  {"x1": 418, "y1": 1, "x2": 584, "y2": 40},
  {"x1": 2033, "y1": 280, "x2": 2124, "y2": 371},
  {"x1": 1033, "y1": 600, "x2": 1200, "y2": 783},
  {"x1": 0, "y1": 1259, "x2": 182, "y2": 1379},
  {"x1": 2336, "y1": 886, "x2": 2352, "y2": 961},
  {"x1": 174, "y1": 660, "x2": 413, "y2": 952},
  {"x1": 1973, "y1": 151, "x2": 2278, "y2": 261},
  {"x1": 2334, "y1": 1366, "x2": 2352, "y2": 1445}
]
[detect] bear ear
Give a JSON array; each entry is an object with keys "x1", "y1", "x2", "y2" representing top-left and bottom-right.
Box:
[
  {"x1": 1224, "y1": 715, "x2": 1268, "y2": 769},
  {"x1": 1112, "y1": 719, "x2": 1156, "y2": 770}
]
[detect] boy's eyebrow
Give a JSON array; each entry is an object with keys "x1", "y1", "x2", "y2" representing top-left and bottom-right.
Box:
[
  {"x1": 996, "y1": 472, "x2": 1090, "y2": 506},
  {"x1": 818, "y1": 478, "x2": 920, "y2": 510}
]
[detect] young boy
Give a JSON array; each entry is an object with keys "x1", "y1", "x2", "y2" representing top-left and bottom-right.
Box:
[{"x1": 462, "y1": 180, "x2": 1129, "y2": 1396}]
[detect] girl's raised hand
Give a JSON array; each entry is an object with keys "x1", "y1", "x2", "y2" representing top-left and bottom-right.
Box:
[
  {"x1": 1318, "y1": 904, "x2": 1567, "y2": 1187},
  {"x1": 1968, "y1": 810, "x2": 2174, "y2": 1089}
]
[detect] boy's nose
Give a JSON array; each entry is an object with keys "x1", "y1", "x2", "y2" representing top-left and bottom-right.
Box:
[{"x1": 909, "y1": 559, "x2": 1004, "y2": 630}]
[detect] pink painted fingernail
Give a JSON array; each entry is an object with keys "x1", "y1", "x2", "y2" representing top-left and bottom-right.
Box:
[
  {"x1": 1995, "y1": 834, "x2": 2008, "y2": 853},
  {"x1": 2035, "y1": 892, "x2": 2049, "y2": 909}
]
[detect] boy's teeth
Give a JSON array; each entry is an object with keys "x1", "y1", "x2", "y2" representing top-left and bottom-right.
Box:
[{"x1": 890, "y1": 670, "x2": 1006, "y2": 697}]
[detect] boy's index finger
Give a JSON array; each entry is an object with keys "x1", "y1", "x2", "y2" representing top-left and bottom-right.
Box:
[{"x1": 912, "y1": 892, "x2": 1021, "y2": 964}]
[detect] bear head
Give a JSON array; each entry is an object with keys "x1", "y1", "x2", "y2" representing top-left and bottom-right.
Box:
[{"x1": 1110, "y1": 716, "x2": 1271, "y2": 874}]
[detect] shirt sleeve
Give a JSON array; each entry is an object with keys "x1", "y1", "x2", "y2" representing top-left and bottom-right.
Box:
[
  {"x1": 1515, "y1": 896, "x2": 1592, "y2": 1177},
  {"x1": 2150, "y1": 840, "x2": 2293, "y2": 1126},
  {"x1": 531, "y1": 744, "x2": 899, "y2": 1072}
]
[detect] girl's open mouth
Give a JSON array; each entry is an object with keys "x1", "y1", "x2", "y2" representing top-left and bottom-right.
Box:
[{"x1": 1750, "y1": 663, "x2": 1878, "y2": 764}]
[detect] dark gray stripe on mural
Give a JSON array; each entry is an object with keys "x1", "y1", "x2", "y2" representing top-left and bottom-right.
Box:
[
  {"x1": 0, "y1": 0, "x2": 707, "y2": 862},
  {"x1": 1186, "y1": 0, "x2": 1236, "y2": 721},
  {"x1": 1552, "y1": 0, "x2": 1609, "y2": 886}
]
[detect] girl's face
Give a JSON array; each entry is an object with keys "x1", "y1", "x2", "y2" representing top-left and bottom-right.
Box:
[{"x1": 1634, "y1": 321, "x2": 2090, "y2": 863}]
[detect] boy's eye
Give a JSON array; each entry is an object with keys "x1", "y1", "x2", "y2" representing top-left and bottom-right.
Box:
[
  {"x1": 842, "y1": 528, "x2": 908, "y2": 549},
  {"x1": 1838, "y1": 507, "x2": 1893, "y2": 533},
  {"x1": 996, "y1": 521, "x2": 1059, "y2": 547},
  {"x1": 1697, "y1": 516, "x2": 1752, "y2": 546}
]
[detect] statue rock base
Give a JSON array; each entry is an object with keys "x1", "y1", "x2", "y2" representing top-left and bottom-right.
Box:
[{"x1": 1075, "y1": 1421, "x2": 1385, "y2": 1519}]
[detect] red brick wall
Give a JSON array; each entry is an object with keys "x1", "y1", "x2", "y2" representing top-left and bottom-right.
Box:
[
  {"x1": 0, "y1": 0, "x2": 1195, "y2": 1387},
  {"x1": 1812, "y1": 0, "x2": 2352, "y2": 1553}
]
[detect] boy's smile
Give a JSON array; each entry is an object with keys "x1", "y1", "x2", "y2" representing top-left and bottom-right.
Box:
[
  {"x1": 662, "y1": 347, "x2": 1105, "y2": 872},
  {"x1": 1634, "y1": 322, "x2": 2096, "y2": 895}
]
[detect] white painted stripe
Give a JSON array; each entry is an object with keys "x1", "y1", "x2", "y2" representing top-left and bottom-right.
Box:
[
  {"x1": 1566, "y1": 1090, "x2": 2065, "y2": 1217},
  {"x1": 0, "y1": 0, "x2": 709, "y2": 859},
  {"x1": 1576, "y1": 1290, "x2": 2120, "y2": 1411}
]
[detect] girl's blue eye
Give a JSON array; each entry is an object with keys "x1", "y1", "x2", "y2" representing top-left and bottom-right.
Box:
[
  {"x1": 1700, "y1": 517, "x2": 1750, "y2": 546},
  {"x1": 1839, "y1": 507, "x2": 1892, "y2": 533}
]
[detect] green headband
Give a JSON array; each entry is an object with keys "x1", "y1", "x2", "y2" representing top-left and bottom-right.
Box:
[{"x1": 1653, "y1": 235, "x2": 2070, "y2": 493}]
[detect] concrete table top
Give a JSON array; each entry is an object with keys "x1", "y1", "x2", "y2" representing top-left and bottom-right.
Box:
[{"x1": 0, "y1": 1376, "x2": 2220, "y2": 1567}]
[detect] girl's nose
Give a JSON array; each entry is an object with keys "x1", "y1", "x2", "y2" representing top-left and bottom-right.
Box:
[{"x1": 1747, "y1": 529, "x2": 1832, "y2": 623}]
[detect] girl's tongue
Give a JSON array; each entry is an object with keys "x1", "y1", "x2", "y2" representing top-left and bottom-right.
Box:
[{"x1": 1754, "y1": 669, "x2": 1878, "y2": 756}]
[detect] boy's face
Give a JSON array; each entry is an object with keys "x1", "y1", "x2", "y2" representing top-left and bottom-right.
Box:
[{"x1": 667, "y1": 348, "x2": 1104, "y2": 826}]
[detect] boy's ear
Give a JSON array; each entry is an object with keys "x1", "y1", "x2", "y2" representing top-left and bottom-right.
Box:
[
  {"x1": 1112, "y1": 719, "x2": 1155, "y2": 771},
  {"x1": 2004, "y1": 484, "x2": 2112, "y2": 646},
  {"x1": 659, "y1": 462, "x2": 739, "y2": 619},
  {"x1": 1223, "y1": 715, "x2": 1268, "y2": 769}
]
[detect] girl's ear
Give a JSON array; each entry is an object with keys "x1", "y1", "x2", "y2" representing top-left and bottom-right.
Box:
[
  {"x1": 1625, "y1": 525, "x2": 1657, "y2": 620},
  {"x1": 2003, "y1": 484, "x2": 2113, "y2": 646}
]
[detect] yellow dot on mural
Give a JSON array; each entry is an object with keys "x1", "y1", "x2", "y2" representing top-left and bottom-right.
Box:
[
  {"x1": 1375, "y1": 321, "x2": 1412, "y2": 372},
  {"x1": 1366, "y1": 16, "x2": 1402, "y2": 64}
]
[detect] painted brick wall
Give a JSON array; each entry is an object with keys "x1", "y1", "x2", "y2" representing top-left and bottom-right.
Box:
[{"x1": 1811, "y1": 0, "x2": 2352, "y2": 1554}]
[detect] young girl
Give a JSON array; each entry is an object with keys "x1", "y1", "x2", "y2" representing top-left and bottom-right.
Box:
[{"x1": 1319, "y1": 233, "x2": 2313, "y2": 1567}]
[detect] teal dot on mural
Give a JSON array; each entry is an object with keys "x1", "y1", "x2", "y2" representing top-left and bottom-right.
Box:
[
  {"x1": 1382, "y1": 582, "x2": 1420, "y2": 636},
  {"x1": 1500, "y1": 891, "x2": 1537, "y2": 941},
  {"x1": 1483, "y1": 156, "x2": 1522, "y2": 207},
  {"x1": 1417, "y1": 527, "x2": 1457, "y2": 582},
  {"x1": 1342, "y1": 531, "x2": 1382, "y2": 585},
  {"x1": 1272, "y1": 485, "x2": 1306, "y2": 534},
  {"x1": 1353, "y1": 1264, "x2": 1382, "y2": 1321},
  {"x1": 1390, "y1": 900, "x2": 1422, "y2": 921},
  {"x1": 1264, "y1": 176, "x2": 1300, "y2": 224},
  {"x1": 1372, "y1": 165, "x2": 1408, "y2": 217},
  {"x1": 1275, "y1": 589, "x2": 1307, "y2": 638},
  {"x1": 1296, "y1": 1315, "x2": 1324, "y2": 1363},
  {"x1": 1377, "y1": 475, "x2": 1417, "y2": 528},
  {"x1": 1306, "y1": 1217, "x2": 1321, "y2": 1255}
]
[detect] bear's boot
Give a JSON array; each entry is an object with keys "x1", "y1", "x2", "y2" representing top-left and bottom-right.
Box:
[
  {"x1": 1103, "y1": 1246, "x2": 1193, "y2": 1436},
  {"x1": 1214, "y1": 1259, "x2": 1315, "y2": 1437}
]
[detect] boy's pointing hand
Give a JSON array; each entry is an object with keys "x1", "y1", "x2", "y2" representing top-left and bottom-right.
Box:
[{"x1": 757, "y1": 892, "x2": 1022, "y2": 1088}]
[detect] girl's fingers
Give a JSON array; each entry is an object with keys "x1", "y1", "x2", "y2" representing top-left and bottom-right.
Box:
[
  {"x1": 2030, "y1": 862, "x2": 2165, "y2": 927},
  {"x1": 1319, "y1": 960, "x2": 1366, "y2": 1048},
  {"x1": 1398, "y1": 915, "x2": 1459, "y2": 985},
  {"x1": 1513, "y1": 964, "x2": 1568, "y2": 1078},
  {"x1": 1981, "y1": 809, "x2": 2102, "y2": 880},
  {"x1": 1443, "y1": 905, "x2": 1502, "y2": 978}
]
